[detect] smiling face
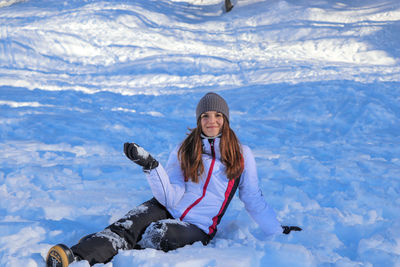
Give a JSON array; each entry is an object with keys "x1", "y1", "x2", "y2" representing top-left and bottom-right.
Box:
[{"x1": 200, "y1": 111, "x2": 224, "y2": 137}]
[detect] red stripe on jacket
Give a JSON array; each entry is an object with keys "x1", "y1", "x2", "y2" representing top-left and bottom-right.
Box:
[
  {"x1": 208, "y1": 178, "x2": 236, "y2": 235},
  {"x1": 180, "y1": 140, "x2": 216, "y2": 220}
]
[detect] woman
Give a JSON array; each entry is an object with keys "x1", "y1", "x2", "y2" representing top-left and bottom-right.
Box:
[{"x1": 46, "y1": 92, "x2": 301, "y2": 267}]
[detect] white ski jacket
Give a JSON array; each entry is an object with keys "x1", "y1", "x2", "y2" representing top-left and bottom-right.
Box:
[{"x1": 146, "y1": 138, "x2": 282, "y2": 237}]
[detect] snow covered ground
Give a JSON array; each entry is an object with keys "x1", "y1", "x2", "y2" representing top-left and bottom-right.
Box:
[{"x1": 1, "y1": 0, "x2": 399, "y2": 266}]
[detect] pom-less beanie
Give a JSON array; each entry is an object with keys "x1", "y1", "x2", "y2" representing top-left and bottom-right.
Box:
[{"x1": 196, "y1": 92, "x2": 229, "y2": 121}]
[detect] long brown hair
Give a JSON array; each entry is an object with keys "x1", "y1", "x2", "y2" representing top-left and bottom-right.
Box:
[{"x1": 178, "y1": 116, "x2": 243, "y2": 183}]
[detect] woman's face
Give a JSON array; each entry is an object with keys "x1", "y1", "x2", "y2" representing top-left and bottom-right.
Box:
[{"x1": 200, "y1": 111, "x2": 224, "y2": 137}]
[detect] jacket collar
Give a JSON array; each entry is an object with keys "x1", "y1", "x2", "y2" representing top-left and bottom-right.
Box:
[
  {"x1": 200, "y1": 133, "x2": 222, "y2": 139},
  {"x1": 202, "y1": 137, "x2": 221, "y2": 159}
]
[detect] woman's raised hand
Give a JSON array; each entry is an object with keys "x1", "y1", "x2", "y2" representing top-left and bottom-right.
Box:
[{"x1": 124, "y1": 142, "x2": 159, "y2": 172}]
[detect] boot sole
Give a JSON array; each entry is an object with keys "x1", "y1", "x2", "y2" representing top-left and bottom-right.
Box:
[{"x1": 46, "y1": 244, "x2": 74, "y2": 267}]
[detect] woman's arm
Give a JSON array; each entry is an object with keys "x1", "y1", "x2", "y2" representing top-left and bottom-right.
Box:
[
  {"x1": 238, "y1": 146, "x2": 282, "y2": 236},
  {"x1": 145, "y1": 146, "x2": 186, "y2": 209}
]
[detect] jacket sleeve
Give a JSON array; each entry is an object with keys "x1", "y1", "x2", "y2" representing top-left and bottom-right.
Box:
[
  {"x1": 238, "y1": 146, "x2": 282, "y2": 236},
  {"x1": 145, "y1": 146, "x2": 185, "y2": 209}
]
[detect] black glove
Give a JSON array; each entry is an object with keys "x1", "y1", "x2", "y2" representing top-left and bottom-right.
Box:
[
  {"x1": 124, "y1": 142, "x2": 159, "y2": 172},
  {"x1": 282, "y1": 225, "x2": 302, "y2": 234}
]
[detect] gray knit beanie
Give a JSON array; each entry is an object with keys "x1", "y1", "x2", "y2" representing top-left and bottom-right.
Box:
[{"x1": 196, "y1": 92, "x2": 229, "y2": 121}]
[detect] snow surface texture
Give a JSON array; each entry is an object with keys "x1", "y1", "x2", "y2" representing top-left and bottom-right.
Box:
[
  {"x1": 0, "y1": 0, "x2": 399, "y2": 266},
  {"x1": 0, "y1": 0, "x2": 24, "y2": 8}
]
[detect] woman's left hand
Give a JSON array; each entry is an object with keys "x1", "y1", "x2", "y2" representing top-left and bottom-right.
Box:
[{"x1": 282, "y1": 225, "x2": 302, "y2": 234}]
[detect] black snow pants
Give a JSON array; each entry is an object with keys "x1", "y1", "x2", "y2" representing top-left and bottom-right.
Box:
[{"x1": 71, "y1": 198, "x2": 209, "y2": 265}]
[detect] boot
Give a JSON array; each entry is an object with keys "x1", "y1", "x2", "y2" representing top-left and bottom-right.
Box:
[
  {"x1": 78, "y1": 233, "x2": 95, "y2": 243},
  {"x1": 46, "y1": 244, "x2": 75, "y2": 267}
]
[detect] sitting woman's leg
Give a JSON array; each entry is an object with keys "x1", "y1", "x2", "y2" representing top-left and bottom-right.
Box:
[
  {"x1": 71, "y1": 198, "x2": 171, "y2": 265},
  {"x1": 138, "y1": 219, "x2": 210, "y2": 252}
]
